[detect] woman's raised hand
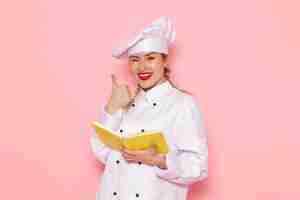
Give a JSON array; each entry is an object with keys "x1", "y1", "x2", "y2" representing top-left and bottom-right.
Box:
[{"x1": 105, "y1": 74, "x2": 137, "y2": 114}]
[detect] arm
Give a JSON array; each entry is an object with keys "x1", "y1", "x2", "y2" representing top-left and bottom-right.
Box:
[
  {"x1": 90, "y1": 105, "x2": 123, "y2": 165},
  {"x1": 154, "y1": 95, "x2": 208, "y2": 186}
]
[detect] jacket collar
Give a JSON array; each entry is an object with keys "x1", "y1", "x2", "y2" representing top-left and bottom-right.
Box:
[{"x1": 135, "y1": 80, "x2": 174, "y2": 103}]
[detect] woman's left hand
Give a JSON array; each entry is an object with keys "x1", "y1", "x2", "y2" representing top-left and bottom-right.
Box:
[{"x1": 121, "y1": 147, "x2": 167, "y2": 169}]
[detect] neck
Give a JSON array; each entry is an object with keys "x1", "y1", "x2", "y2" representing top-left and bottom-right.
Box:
[{"x1": 140, "y1": 77, "x2": 167, "y2": 92}]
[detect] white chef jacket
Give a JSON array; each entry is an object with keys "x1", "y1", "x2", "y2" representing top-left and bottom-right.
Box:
[{"x1": 90, "y1": 80, "x2": 208, "y2": 200}]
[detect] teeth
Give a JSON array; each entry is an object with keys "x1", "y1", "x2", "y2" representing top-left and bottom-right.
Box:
[
  {"x1": 140, "y1": 74, "x2": 150, "y2": 77},
  {"x1": 139, "y1": 73, "x2": 152, "y2": 77}
]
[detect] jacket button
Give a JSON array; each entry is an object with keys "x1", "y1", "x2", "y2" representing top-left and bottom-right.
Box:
[
  {"x1": 116, "y1": 160, "x2": 120, "y2": 164},
  {"x1": 141, "y1": 129, "x2": 145, "y2": 132},
  {"x1": 119, "y1": 129, "x2": 123, "y2": 133},
  {"x1": 136, "y1": 193, "x2": 140, "y2": 197},
  {"x1": 153, "y1": 102, "x2": 157, "y2": 106},
  {"x1": 113, "y1": 192, "x2": 117, "y2": 196}
]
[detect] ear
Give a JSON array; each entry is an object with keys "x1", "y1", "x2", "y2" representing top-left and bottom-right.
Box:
[{"x1": 163, "y1": 59, "x2": 169, "y2": 68}]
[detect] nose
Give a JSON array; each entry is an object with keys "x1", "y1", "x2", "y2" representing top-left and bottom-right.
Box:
[{"x1": 137, "y1": 58, "x2": 147, "y2": 71}]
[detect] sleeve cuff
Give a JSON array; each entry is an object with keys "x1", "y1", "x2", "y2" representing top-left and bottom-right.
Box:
[
  {"x1": 99, "y1": 106, "x2": 123, "y2": 131},
  {"x1": 95, "y1": 145, "x2": 112, "y2": 164},
  {"x1": 154, "y1": 150, "x2": 180, "y2": 180},
  {"x1": 90, "y1": 133, "x2": 112, "y2": 164}
]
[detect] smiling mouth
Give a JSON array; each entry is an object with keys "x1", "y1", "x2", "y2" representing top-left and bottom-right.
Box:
[{"x1": 137, "y1": 72, "x2": 153, "y2": 80}]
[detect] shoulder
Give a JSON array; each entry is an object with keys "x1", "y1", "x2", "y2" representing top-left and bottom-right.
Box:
[
  {"x1": 171, "y1": 88, "x2": 202, "y2": 113},
  {"x1": 170, "y1": 89, "x2": 205, "y2": 131}
]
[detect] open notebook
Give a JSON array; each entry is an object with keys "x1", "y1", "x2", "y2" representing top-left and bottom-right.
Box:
[{"x1": 90, "y1": 121, "x2": 169, "y2": 154}]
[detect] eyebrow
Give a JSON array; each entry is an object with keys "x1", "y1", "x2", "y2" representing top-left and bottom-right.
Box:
[
  {"x1": 144, "y1": 52, "x2": 155, "y2": 56},
  {"x1": 129, "y1": 56, "x2": 139, "y2": 59},
  {"x1": 129, "y1": 52, "x2": 156, "y2": 59}
]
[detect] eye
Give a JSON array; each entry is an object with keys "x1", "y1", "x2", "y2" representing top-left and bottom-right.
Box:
[
  {"x1": 147, "y1": 56, "x2": 155, "y2": 60},
  {"x1": 130, "y1": 59, "x2": 139, "y2": 62}
]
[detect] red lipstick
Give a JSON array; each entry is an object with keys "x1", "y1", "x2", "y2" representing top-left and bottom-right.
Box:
[{"x1": 137, "y1": 72, "x2": 153, "y2": 80}]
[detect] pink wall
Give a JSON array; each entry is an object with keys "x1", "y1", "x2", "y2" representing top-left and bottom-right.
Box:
[{"x1": 1, "y1": 0, "x2": 299, "y2": 199}]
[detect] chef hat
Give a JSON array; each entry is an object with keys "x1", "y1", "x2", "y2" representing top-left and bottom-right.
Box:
[{"x1": 112, "y1": 16, "x2": 176, "y2": 58}]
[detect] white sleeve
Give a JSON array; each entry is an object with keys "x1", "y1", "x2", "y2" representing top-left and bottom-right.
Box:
[
  {"x1": 90, "y1": 106, "x2": 123, "y2": 165},
  {"x1": 154, "y1": 95, "x2": 208, "y2": 186}
]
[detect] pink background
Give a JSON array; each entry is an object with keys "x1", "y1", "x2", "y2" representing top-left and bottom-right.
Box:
[{"x1": 1, "y1": 0, "x2": 299, "y2": 199}]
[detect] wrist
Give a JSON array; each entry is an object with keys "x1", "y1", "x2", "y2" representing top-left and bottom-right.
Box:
[{"x1": 105, "y1": 102, "x2": 120, "y2": 114}]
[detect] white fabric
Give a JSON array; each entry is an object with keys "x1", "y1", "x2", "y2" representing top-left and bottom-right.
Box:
[
  {"x1": 112, "y1": 16, "x2": 176, "y2": 58},
  {"x1": 128, "y1": 37, "x2": 168, "y2": 56},
  {"x1": 90, "y1": 80, "x2": 208, "y2": 200}
]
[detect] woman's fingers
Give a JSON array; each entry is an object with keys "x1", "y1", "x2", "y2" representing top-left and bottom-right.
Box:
[
  {"x1": 128, "y1": 86, "x2": 138, "y2": 100},
  {"x1": 120, "y1": 147, "x2": 158, "y2": 166},
  {"x1": 109, "y1": 74, "x2": 133, "y2": 109},
  {"x1": 126, "y1": 160, "x2": 141, "y2": 164},
  {"x1": 122, "y1": 149, "x2": 136, "y2": 155},
  {"x1": 121, "y1": 151, "x2": 133, "y2": 158},
  {"x1": 121, "y1": 151, "x2": 143, "y2": 162},
  {"x1": 125, "y1": 85, "x2": 136, "y2": 102},
  {"x1": 122, "y1": 147, "x2": 156, "y2": 156},
  {"x1": 122, "y1": 154, "x2": 139, "y2": 162},
  {"x1": 122, "y1": 152, "x2": 157, "y2": 166},
  {"x1": 111, "y1": 74, "x2": 119, "y2": 89},
  {"x1": 122, "y1": 154, "x2": 144, "y2": 164}
]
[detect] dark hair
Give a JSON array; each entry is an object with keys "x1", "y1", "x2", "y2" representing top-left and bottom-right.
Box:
[{"x1": 161, "y1": 53, "x2": 192, "y2": 95}]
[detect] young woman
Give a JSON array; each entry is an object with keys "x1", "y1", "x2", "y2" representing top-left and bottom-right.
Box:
[{"x1": 90, "y1": 16, "x2": 208, "y2": 200}]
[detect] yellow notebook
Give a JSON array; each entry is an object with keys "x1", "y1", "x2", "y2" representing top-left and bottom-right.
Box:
[{"x1": 90, "y1": 121, "x2": 169, "y2": 154}]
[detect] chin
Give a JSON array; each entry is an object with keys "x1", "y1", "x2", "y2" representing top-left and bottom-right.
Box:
[{"x1": 138, "y1": 80, "x2": 155, "y2": 89}]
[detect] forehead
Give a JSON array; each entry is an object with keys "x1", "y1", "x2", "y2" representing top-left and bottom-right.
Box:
[{"x1": 129, "y1": 52, "x2": 160, "y2": 58}]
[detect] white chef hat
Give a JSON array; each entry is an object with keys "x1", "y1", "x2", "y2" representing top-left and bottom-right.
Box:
[{"x1": 112, "y1": 16, "x2": 176, "y2": 59}]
